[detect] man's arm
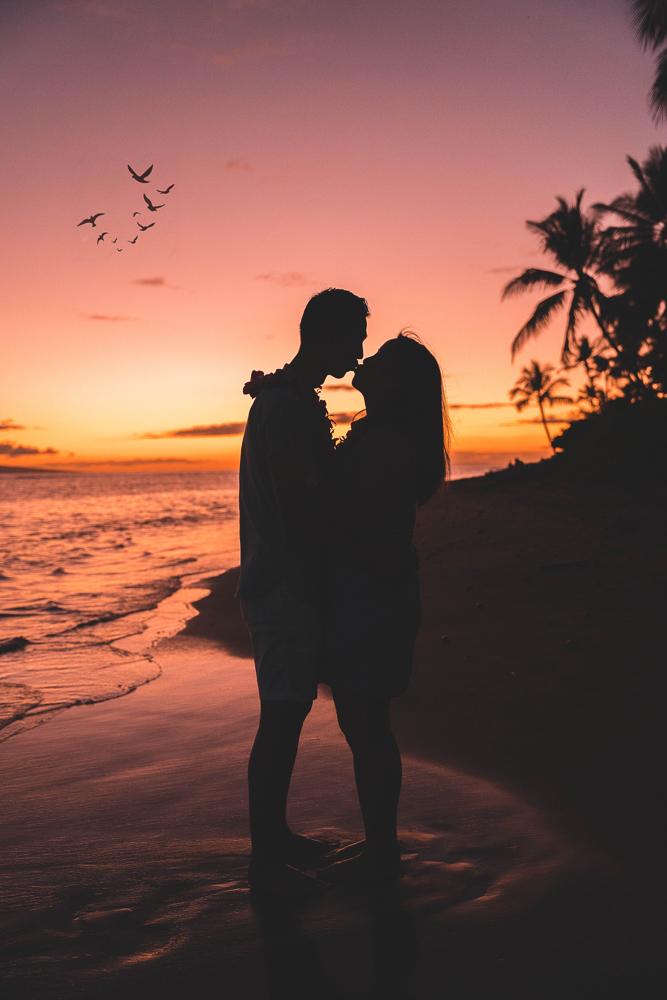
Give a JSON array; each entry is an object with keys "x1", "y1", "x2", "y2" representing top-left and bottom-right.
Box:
[{"x1": 264, "y1": 393, "x2": 331, "y2": 601}]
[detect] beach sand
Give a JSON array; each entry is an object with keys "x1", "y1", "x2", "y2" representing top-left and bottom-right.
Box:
[{"x1": 1, "y1": 471, "x2": 663, "y2": 998}]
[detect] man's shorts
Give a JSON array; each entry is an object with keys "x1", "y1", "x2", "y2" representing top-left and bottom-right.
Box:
[{"x1": 240, "y1": 581, "x2": 322, "y2": 702}]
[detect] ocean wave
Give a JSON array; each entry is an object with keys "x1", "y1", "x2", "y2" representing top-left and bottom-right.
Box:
[
  {"x1": 0, "y1": 636, "x2": 30, "y2": 656},
  {"x1": 5, "y1": 601, "x2": 69, "y2": 616},
  {"x1": 39, "y1": 507, "x2": 231, "y2": 543},
  {"x1": 44, "y1": 576, "x2": 184, "y2": 639},
  {"x1": 136, "y1": 513, "x2": 208, "y2": 528},
  {"x1": 0, "y1": 679, "x2": 43, "y2": 727},
  {"x1": 0, "y1": 656, "x2": 163, "y2": 744},
  {"x1": 58, "y1": 611, "x2": 129, "y2": 633},
  {"x1": 0, "y1": 470, "x2": 239, "y2": 741}
]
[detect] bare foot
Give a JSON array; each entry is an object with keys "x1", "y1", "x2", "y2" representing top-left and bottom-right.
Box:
[
  {"x1": 319, "y1": 849, "x2": 403, "y2": 888},
  {"x1": 248, "y1": 859, "x2": 328, "y2": 899},
  {"x1": 281, "y1": 832, "x2": 340, "y2": 867}
]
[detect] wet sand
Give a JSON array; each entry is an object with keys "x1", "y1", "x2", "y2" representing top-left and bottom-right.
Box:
[
  {"x1": 0, "y1": 633, "x2": 574, "y2": 999},
  {"x1": 1, "y1": 472, "x2": 663, "y2": 997},
  {"x1": 185, "y1": 471, "x2": 665, "y2": 991}
]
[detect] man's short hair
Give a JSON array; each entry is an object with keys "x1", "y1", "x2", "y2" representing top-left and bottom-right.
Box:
[{"x1": 300, "y1": 288, "x2": 369, "y2": 344}]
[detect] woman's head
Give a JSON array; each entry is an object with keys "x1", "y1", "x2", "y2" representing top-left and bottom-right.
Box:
[{"x1": 352, "y1": 332, "x2": 450, "y2": 502}]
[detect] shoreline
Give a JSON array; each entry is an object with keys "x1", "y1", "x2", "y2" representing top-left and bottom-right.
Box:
[
  {"x1": 1, "y1": 469, "x2": 663, "y2": 995},
  {"x1": 0, "y1": 612, "x2": 584, "y2": 998},
  {"x1": 183, "y1": 471, "x2": 664, "y2": 869}
]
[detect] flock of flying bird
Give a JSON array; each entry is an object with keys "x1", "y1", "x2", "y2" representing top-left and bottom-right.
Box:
[{"x1": 76, "y1": 164, "x2": 174, "y2": 252}]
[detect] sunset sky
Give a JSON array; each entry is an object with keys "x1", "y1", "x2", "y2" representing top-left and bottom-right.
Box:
[{"x1": 1, "y1": 0, "x2": 661, "y2": 473}]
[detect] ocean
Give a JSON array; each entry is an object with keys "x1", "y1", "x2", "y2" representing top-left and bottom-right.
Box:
[
  {"x1": 0, "y1": 472, "x2": 240, "y2": 742},
  {"x1": 0, "y1": 456, "x2": 518, "y2": 743}
]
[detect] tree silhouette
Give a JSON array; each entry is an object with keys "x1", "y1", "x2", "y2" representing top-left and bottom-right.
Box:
[
  {"x1": 509, "y1": 361, "x2": 571, "y2": 451},
  {"x1": 594, "y1": 146, "x2": 667, "y2": 312},
  {"x1": 565, "y1": 335, "x2": 607, "y2": 412},
  {"x1": 594, "y1": 145, "x2": 667, "y2": 396},
  {"x1": 501, "y1": 191, "x2": 616, "y2": 364},
  {"x1": 630, "y1": 0, "x2": 667, "y2": 122}
]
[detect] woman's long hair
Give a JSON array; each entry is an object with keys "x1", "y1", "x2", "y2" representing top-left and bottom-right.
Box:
[{"x1": 377, "y1": 332, "x2": 451, "y2": 504}]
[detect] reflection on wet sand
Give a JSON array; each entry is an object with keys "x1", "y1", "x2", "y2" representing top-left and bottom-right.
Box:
[
  {"x1": 0, "y1": 639, "x2": 572, "y2": 999},
  {"x1": 253, "y1": 882, "x2": 419, "y2": 1000}
]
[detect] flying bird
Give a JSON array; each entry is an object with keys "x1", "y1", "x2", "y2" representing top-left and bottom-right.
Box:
[
  {"x1": 112, "y1": 237, "x2": 118, "y2": 244},
  {"x1": 77, "y1": 212, "x2": 105, "y2": 228},
  {"x1": 143, "y1": 193, "x2": 164, "y2": 212},
  {"x1": 128, "y1": 163, "x2": 153, "y2": 183},
  {"x1": 116, "y1": 248, "x2": 124, "y2": 253},
  {"x1": 137, "y1": 221, "x2": 155, "y2": 231},
  {"x1": 128, "y1": 236, "x2": 138, "y2": 244},
  {"x1": 132, "y1": 211, "x2": 142, "y2": 217},
  {"x1": 96, "y1": 231, "x2": 109, "y2": 245},
  {"x1": 156, "y1": 183, "x2": 174, "y2": 194}
]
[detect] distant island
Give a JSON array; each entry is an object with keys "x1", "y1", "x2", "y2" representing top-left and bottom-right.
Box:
[{"x1": 0, "y1": 465, "x2": 65, "y2": 474}]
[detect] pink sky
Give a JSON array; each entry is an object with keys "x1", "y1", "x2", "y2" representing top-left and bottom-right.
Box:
[{"x1": 0, "y1": 0, "x2": 661, "y2": 472}]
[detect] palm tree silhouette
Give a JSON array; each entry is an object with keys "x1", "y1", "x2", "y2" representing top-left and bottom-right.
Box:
[
  {"x1": 593, "y1": 146, "x2": 667, "y2": 395},
  {"x1": 501, "y1": 191, "x2": 616, "y2": 364},
  {"x1": 565, "y1": 335, "x2": 606, "y2": 411},
  {"x1": 509, "y1": 361, "x2": 571, "y2": 451},
  {"x1": 594, "y1": 146, "x2": 667, "y2": 311},
  {"x1": 630, "y1": 1, "x2": 667, "y2": 122}
]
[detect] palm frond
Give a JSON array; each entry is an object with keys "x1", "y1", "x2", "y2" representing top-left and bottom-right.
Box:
[
  {"x1": 593, "y1": 196, "x2": 650, "y2": 225},
  {"x1": 640, "y1": 145, "x2": 667, "y2": 207},
  {"x1": 627, "y1": 155, "x2": 647, "y2": 189},
  {"x1": 527, "y1": 191, "x2": 601, "y2": 272},
  {"x1": 600, "y1": 223, "x2": 652, "y2": 243},
  {"x1": 650, "y1": 45, "x2": 667, "y2": 123},
  {"x1": 510, "y1": 291, "x2": 567, "y2": 359},
  {"x1": 632, "y1": 0, "x2": 667, "y2": 51},
  {"x1": 545, "y1": 395, "x2": 573, "y2": 406},
  {"x1": 570, "y1": 335, "x2": 593, "y2": 365},
  {"x1": 501, "y1": 268, "x2": 566, "y2": 300},
  {"x1": 564, "y1": 291, "x2": 586, "y2": 357},
  {"x1": 509, "y1": 382, "x2": 532, "y2": 409}
]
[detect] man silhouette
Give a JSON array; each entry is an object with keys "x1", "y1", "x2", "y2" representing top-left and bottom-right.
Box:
[{"x1": 238, "y1": 288, "x2": 369, "y2": 895}]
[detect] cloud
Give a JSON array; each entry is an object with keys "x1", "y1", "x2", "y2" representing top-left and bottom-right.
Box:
[
  {"x1": 256, "y1": 272, "x2": 309, "y2": 287},
  {"x1": 0, "y1": 441, "x2": 58, "y2": 457},
  {"x1": 449, "y1": 401, "x2": 514, "y2": 410},
  {"x1": 132, "y1": 276, "x2": 166, "y2": 287},
  {"x1": 140, "y1": 422, "x2": 246, "y2": 439},
  {"x1": 510, "y1": 416, "x2": 572, "y2": 425},
  {"x1": 323, "y1": 383, "x2": 355, "y2": 392},
  {"x1": 131, "y1": 275, "x2": 184, "y2": 291},
  {"x1": 82, "y1": 313, "x2": 134, "y2": 322},
  {"x1": 225, "y1": 157, "x2": 253, "y2": 172},
  {"x1": 0, "y1": 419, "x2": 25, "y2": 431},
  {"x1": 60, "y1": 457, "x2": 195, "y2": 468},
  {"x1": 329, "y1": 411, "x2": 362, "y2": 424}
]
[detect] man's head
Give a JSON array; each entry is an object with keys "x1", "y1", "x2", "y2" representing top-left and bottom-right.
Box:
[{"x1": 299, "y1": 288, "x2": 369, "y2": 378}]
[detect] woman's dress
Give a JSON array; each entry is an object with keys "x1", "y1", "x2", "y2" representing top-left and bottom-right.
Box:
[{"x1": 325, "y1": 418, "x2": 420, "y2": 698}]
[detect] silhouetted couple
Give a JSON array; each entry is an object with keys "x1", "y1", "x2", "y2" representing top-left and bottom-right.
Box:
[{"x1": 238, "y1": 288, "x2": 448, "y2": 896}]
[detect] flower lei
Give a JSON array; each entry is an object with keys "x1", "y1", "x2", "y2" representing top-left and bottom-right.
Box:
[{"x1": 243, "y1": 366, "x2": 335, "y2": 448}]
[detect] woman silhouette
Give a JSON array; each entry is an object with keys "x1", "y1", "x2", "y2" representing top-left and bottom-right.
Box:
[{"x1": 324, "y1": 332, "x2": 450, "y2": 884}]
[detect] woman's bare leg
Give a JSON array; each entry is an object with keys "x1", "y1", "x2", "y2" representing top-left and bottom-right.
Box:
[{"x1": 332, "y1": 691, "x2": 401, "y2": 861}]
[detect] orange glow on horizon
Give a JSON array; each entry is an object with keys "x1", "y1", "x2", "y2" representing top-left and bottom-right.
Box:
[{"x1": 0, "y1": 2, "x2": 656, "y2": 475}]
